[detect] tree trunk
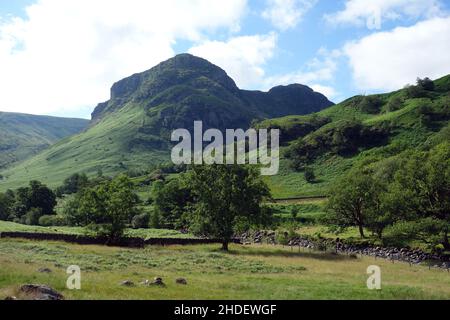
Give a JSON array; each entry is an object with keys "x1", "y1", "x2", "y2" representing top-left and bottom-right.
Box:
[
  {"x1": 358, "y1": 225, "x2": 366, "y2": 239},
  {"x1": 221, "y1": 241, "x2": 229, "y2": 251}
]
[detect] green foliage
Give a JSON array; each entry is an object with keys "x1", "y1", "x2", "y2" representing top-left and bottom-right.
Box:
[
  {"x1": 38, "y1": 215, "x2": 66, "y2": 227},
  {"x1": 326, "y1": 167, "x2": 385, "y2": 238},
  {"x1": 359, "y1": 95, "x2": 383, "y2": 114},
  {"x1": 187, "y1": 164, "x2": 272, "y2": 250},
  {"x1": 131, "y1": 213, "x2": 150, "y2": 229},
  {"x1": 0, "y1": 181, "x2": 57, "y2": 225},
  {"x1": 56, "y1": 173, "x2": 89, "y2": 197},
  {"x1": 151, "y1": 177, "x2": 193, "y2": 229},
  {"x1": 327, "y1": 142, "x2": 450, "y2": 248},
  {"x1": 384, "y1": 96, "x2": 404, "y2": 113},
  {"x1": 21, "y1": 207, "x2": 43, "y2": 226},
  {"x1": 63, "y1": 174, "x2": 140, "y2": 240},
  {"x1": 417, "y1": 77, "x2": 435, "y2": 91},
  {"x1": 286, "y1": 120, "x2": 388, "y2": 170},
  {"x1": 304, "y1": 167, "x2": 316, "y2": 183}
]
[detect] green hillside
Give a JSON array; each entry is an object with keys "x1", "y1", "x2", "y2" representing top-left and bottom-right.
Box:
[
  {"x1": 0, "y1": 112, "x2": 89, "y2": 169},
  {"x1": 0, "y1": 54, "x2": 333, "y2": 190},
  {"x1": 260, "y1": 75, "x2": 450, "y2": 198}
]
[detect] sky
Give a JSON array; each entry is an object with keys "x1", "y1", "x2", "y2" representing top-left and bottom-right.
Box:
[{"x1": 0, "y1": 0, "x2": 449, "y2": 119}]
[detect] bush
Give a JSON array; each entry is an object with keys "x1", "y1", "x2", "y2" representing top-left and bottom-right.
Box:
[
  {"x1": 417, "y1": 77, "x2": 435, "y2": 91},
  {"x1": 304, "y1": 167, "x2": 316, "y2": 183},
  {"x1": 149, "y1": 209, "x2": 162, "y2": 229},
  {"x1": 22, "y1": 208, "x2": 43, "y2": 226},
  {"x1": 385, "y1": 96, "x2": 404, "y2": 112},
  {"x1": 38, "y1": 215, "x2": 66, "y2": 227},
  {"x1": 131, "y1": 213, "x2": 150, "y2": 229},
  {"x1": 405, "y1": 85, "x2": 426, "y2": 99},
  {"x1": 359, "y1": 96, "x2": 383, "y2": 114}
]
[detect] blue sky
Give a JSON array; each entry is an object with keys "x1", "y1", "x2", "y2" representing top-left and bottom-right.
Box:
[{"x1": 0, "y1": 0, "x2": 449, "y2": 118}]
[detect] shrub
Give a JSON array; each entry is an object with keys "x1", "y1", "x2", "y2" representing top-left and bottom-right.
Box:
[
  {"x1": 304, "y1": 167, "x2": 316, "y2": 183},
  {"x1": 385, "y1": 96, "x2": 404, "y2": 112},
  {"x1": 417, "y1": 77, "x2": 435, "y2": 91},
  {"x1": 22, "y1": 208, "x2": 43, "y2": 226},
  {"x1": 405, "y1": 85, "x2": 426, "y2": 99},
  {"x1": 131, "y1": 213, "x2": 150, "y2": 229},
  {"x1": 359, "y1": 96, "x2": 383, "y2": 114},
  {"x1": 38, "y1": 215, "x2": 66, "y2": 227}
]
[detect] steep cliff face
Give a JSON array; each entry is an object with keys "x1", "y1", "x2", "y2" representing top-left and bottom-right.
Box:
[
  {"x1": 91, "y1": 54, "x2": 334, "y2": 137},
  {"x1": 0, "y1": 54, "x2": 334, "y2": 190}
]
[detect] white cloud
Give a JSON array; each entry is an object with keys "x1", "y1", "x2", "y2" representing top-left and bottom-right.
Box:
[
  {"x1": 188, "y1": 33, "x2": 277, "y2": 88},
  {"x1": 344, "y1": 16, "x2": 450, "y2": 91},
  {"x1": 189, "y1": 36, "x2": 338, "y2": 99},
  {"x1": 0, "y1": 0, "x2": 248, "y2": 117},
  {"x1": 325, "y1": 0, "x2": 444, "y2": 29},
  {"x1": 262, "y1": 0, "x2": 317, "y2": 31}
]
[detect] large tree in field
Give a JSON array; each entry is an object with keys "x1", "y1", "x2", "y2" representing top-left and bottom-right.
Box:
[
  {"x1": 65, "y1": 174, "x2": 140, "y2": 240},
  {"x1": 188, "y1": 164, "x2": 271, "y2": 251},
  {"x1": 326, "y1": 168, "x2": 383, "y2": 238}
]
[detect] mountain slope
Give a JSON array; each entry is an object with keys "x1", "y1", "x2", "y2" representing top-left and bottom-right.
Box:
[
  {"x1": 0, "y1": 54, "x2": 333, "y2": 190},
  {"x1": 258, "y1": 75, "x2": 450, "y2": 198},
  {"x1": 0, "y1": 112, "x2": 89, "y2": 169}
]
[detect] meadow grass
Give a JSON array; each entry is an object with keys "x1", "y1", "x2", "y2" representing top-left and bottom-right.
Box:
[
  {"x1": 0, "y1": 238, "x2": 449, "y2": 300},
  {"x1": 0, "y1": 221, "x2": 195, "y2": 239}
]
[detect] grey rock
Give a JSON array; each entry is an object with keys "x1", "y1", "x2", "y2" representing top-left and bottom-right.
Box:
[
  {"x1": 19, "y1": 284, "x2": 64, "y2": 300},
  {"x1": 176, "y1": 278, "x2": 188, "y2": 285},
  {"x1": 120, "y1": 280, "x2": 135, "y2": 287}
]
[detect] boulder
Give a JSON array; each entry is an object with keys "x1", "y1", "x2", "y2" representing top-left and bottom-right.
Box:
[
  {"x1": 176, "y1": 278, "x2": 187, "y2": 285},
  {"x1": 151, "y1": 277, "x2": 165, "y2": 286},
  {"x1": 19, "y1": 284, "x2": 64, "y2": 300},
  {"x1": 120, "y1": 280, "x2": 135, "y2": 287}
]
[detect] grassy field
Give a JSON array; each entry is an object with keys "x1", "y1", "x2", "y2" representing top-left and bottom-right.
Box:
[
  {"x1": 0, "y1": 238, "x2": 449, "y2": 300},
  {"x1": 0, "y1": 221, "x2": 195, "y2": 239}
]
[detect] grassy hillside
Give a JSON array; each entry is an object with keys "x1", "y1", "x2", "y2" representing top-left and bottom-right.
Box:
[
  {"x1": 0, "y1": 54, "x2": 333, "y2": 191},
  {"x1": 0, "y1": 112, "x2": 88, "y2": 169},
  {"x1": 261, "y1": 75, "x2": 450, "y2": 198},
  {"x1": 0, "y1": 103, "x2": 168, "y2": 190}
]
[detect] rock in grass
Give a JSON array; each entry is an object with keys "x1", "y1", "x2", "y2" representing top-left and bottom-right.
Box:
[
  {"x1": 19, "y1": 284, "x2": 64, "y2": 300},
  {"x1": 140, "y1": 279, "x2": 150, "y2": 286},
  {"x1": 37, "y1": 268, "x2": 52, "y2": 273},
  {"x1": 176, "y1": 278, "x2": 187, "y2": 285},
  {"x1": 120, "y1": 280, "x2": 135, "y2": 287},
  {"x1": 151, "y1": 277, "x2": 165, "y2": 286}
]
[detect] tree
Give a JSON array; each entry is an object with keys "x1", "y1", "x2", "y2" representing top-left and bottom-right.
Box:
[
  {"x1": 56, "y1": 173, "x2": 89, "y2": 196},
  {"x1": 152, "y1": 177, "x2": 193, "y2": 229},
  {"x1": 63, "y1": 174, "x2": 140, "y2": 240},
  {"x1": 382, "y1": 143, "x2": 450, "y2": 249},
  {"x1": 417, "y1": 77, "x2": 435, "y2": 91},
  {"x1": 27, "y1": 181, "x2": 57, "y2": 216},
  {"x1": 188, "y1": 164, "x2": 271, "y2": 251},
  {"x1": 326, "y1": 168, "x2": 383, "y2": 238},
  {"x1": 0, "y1": 192, "x2": 14, "y2": 221}
]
